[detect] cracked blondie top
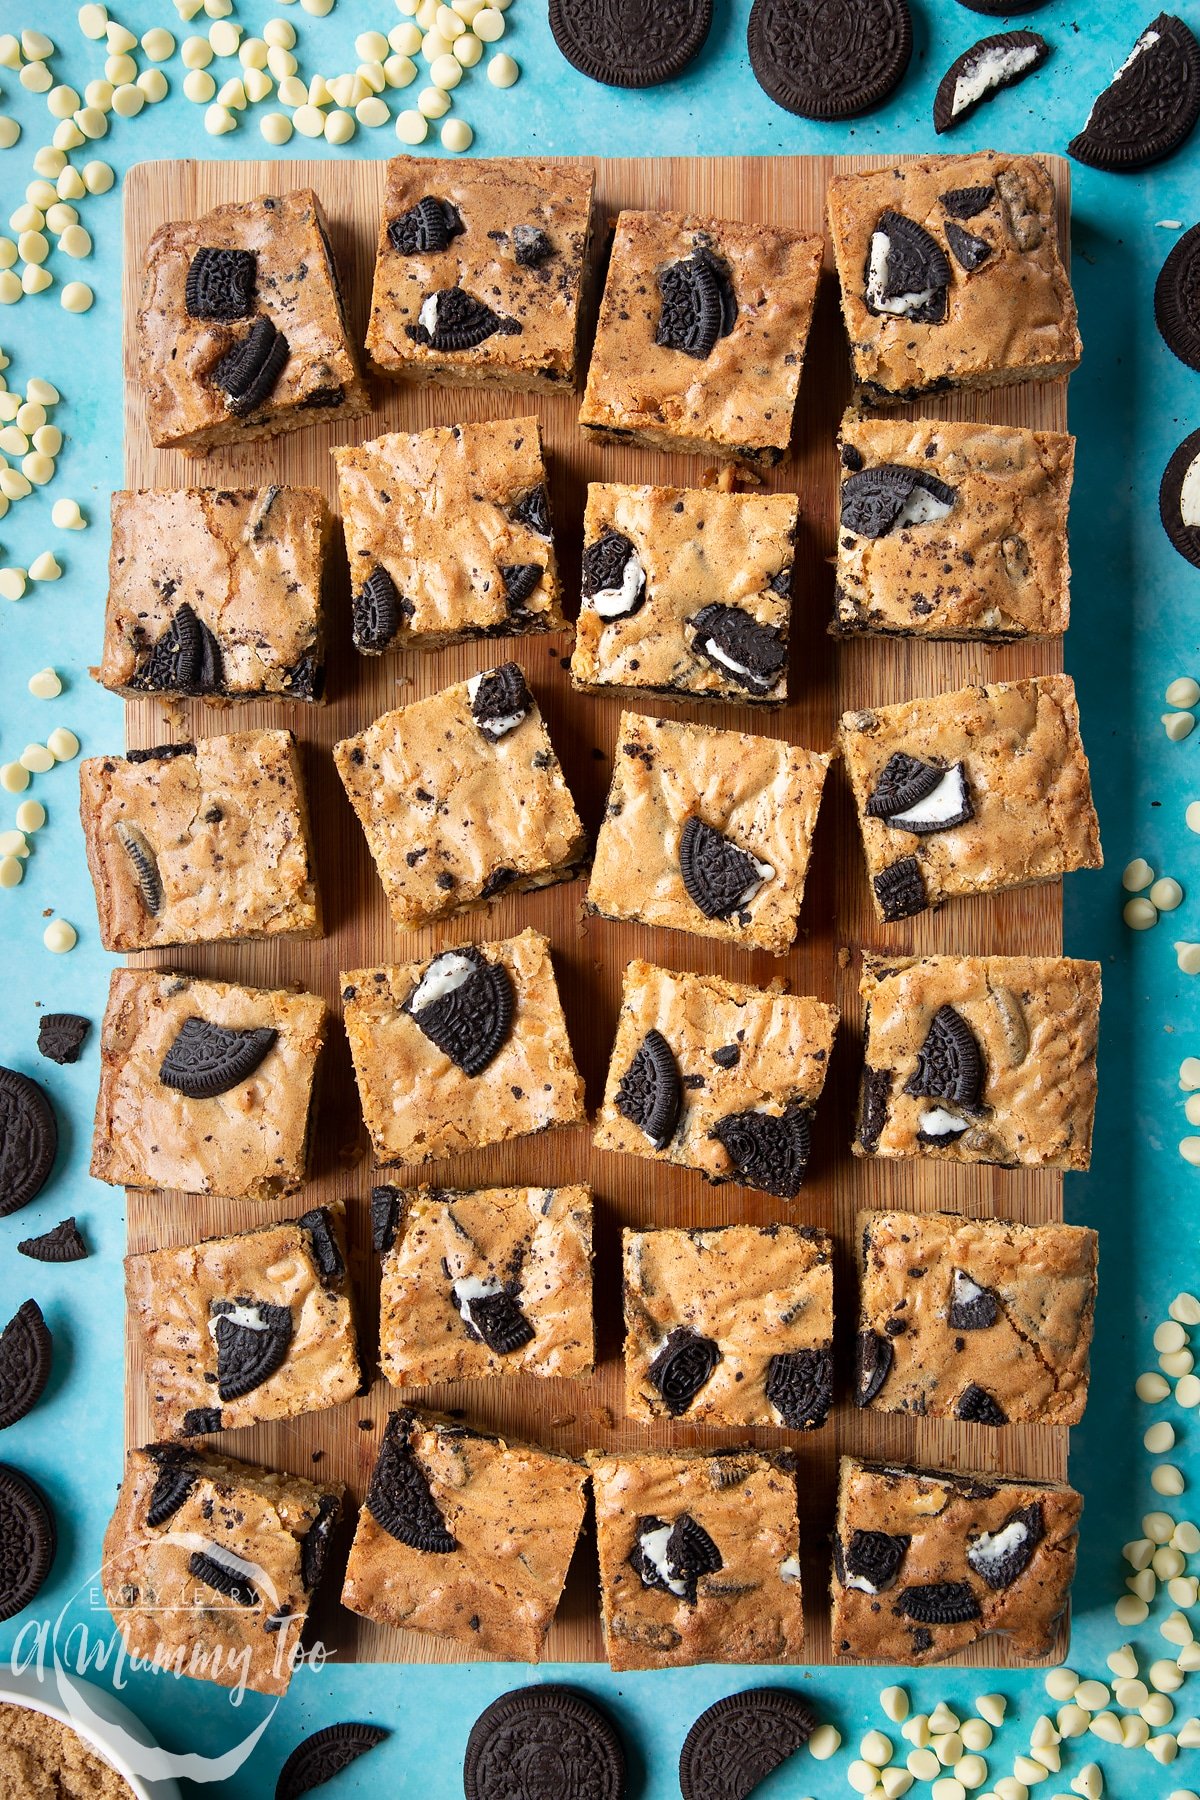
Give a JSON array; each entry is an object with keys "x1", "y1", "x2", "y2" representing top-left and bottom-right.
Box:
[
  {"x1": 588, "y1": 711, "x2": 829, "y2": 955},
  {"x1": 834, "y1": 415, "x2": 1074, "y2": 640},
  {"x1": 857, "y1": 953, "x2": 1101, "y2": 1170},
  {"x1": 341, "y1": 928, "x2": 584, "y2": 1167},
  {"x1": 91, "y1": 968, "x2": 327, "y2": 1202},
  {"x1": 623, "y1": 1223, "x2": 833, "y2": 1430},
  {"x1": 838, "y1": 674, "x2": 1102, "y2": 924},
  {"x1": 341, "y1": 1407, "x2": 588, "y2": 1661},
  {"x1": 125, "y1": 1202, "x2": 361, "y2": 1440},
  {"x1": 334, "y1": 663, "x2": 585, "y2": 931},
  {"x1": 826, "y1": 153, "x2": 1082, "y2": 402},
  {"x1": 79, "y1": 731, "x2": 321, "y2": 954},
  {"x1": 137, "y1": 188, "x2": 369, "y2": 453},
  {"x1": 95, "y1": 486, "x2": 329, "y2": 702},
  {"x1": 588, "y1": 1447, "x2": 805, "y2": 1671},
  {"x1": 570, "y1": 483, "x2": 797, "y2": 705},
  {"x1": 594, "y1": 960, "x2": 838, "y2": 1195},
  {"x1": 366, "y1": 156, "x2": 594, "y2": 392},
  {"x1": 831, "y1": 1456, "x2": 1081, "y2": 1665},
  {"x1": 856, "y1": 1209, "x2": 1098, "y2": 1429},
  {"x1": 579, "y1": 210, "x2": 822, "y2": 463},
  {"x1": 378, "y1": 1182, "x2": 594, "y2": 1387},
  {"x1": 103, "y1": 1443, "x2": 343, "y2": 1697},
  {"x1": 333, "y1": 417, "x2": 564, "y2": 652}
]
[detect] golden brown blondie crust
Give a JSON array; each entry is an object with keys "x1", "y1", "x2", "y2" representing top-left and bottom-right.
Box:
[
  {"x1": 579, "y1": 210, "x2": 822, "y2": 463},
  {"x1": 79, "y1": 732, "x2": 321, "y2": 954},
  {"x1": 857, "y1": 953, "x2": 1101, "y2": 1169},
  {"x1": 826, "y1": 153, "x2": 1082, "y2": 403},
  {"x1": 831, "y1": 1456, "x2": 1081, "y2": 1665},
  {"x1": 588, "y1": 1446, "x2": 805, "y2": 1670},
  {"x1": 834, "y1": 414, "x2": 1074, "y2": 640},
  {"x1": 857, "y1": 1210, "x2": 1098, "y2": 1428}
]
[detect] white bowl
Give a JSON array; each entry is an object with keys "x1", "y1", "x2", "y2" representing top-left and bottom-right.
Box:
[{"x1": 0, "y1": 1665, "x2": 181, "y2": 1800}]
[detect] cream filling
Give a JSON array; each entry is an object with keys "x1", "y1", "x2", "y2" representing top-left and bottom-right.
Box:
[
  {"x1": 968, "y1": 1517, "x2": 1029, "y2": 1573},
  {"x1": 952, "y1": 42, "x2": 1042, "y2": 117},
  {"x1": 207, "y1": 1301, "x2": 271, "y2": 1342},
  {"x1": 452, "y1": 1273, "x2": 503, "y2": 1327},
  {"x1": 919, "y1": 1104, "x2": 970, "y2": 1138},
  {"x1": 410, "y1": 950, "x2": 478, "y2": 1012},
  {"x1": 1180, "y1": 450, "x2": 1200, "y2": 529},
  {"x1": 1084, "y1": 26, "x2": 1159, "y2": 124},
  {"x1": 895, "y1": 485, "x2": 954, "y2": 527},
  {"x1": 779, "y1": 1554, "x2": 802, "y2": 1586},
  {"x1": 952, "y1": 1269, "x2": 988, "y2": 1311},
  {"x1": 636, "y1": 1522, "x2": 688, "y2": 1597},
  {"x1": 887, "y1": 764, "x2": 969, "y2": 831},
  {"x1": 418, "y1": 293, "x2": 440, "y2": 336}
]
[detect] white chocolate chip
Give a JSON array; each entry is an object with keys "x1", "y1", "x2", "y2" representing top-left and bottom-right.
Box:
[
  {"x1": 1073, "y1": 1681, "x2": 1110, "y2": 1711},
  {"x1": 861, "y1": 1731, "x2": 892, "y2": 1768},
  {"x1": 1154, "y1": 1544, "x2": 1186, "y2": 1576},
  {"x1": 1165, "y1": 711, "x2": 1197, "y2": 741},
  {"x1": 208, "y1": 18, "x2": 241, "y2": 55},
  {"x1": 27, "y1": 667, "x2": 61, "y2": 698},
  {"x1": 880, "y1": 1688, "x2": 909, "y2": 1724},
  {"x1": 487, "y1": 50, "x2": 518, "y2": 84},
  {"x1": 473, "y1": 7, "x2": 505, "y2": 37},
  {"x1": 808, "y1": 1723, "x2": 841, "y2": 1760},
  {"x1": 1176, "y1": 943, "x2": 1200, "y2": 975},
  {"x1": 15, "y1": 799, "x2": 44, "y2": 833},
  {"x1": 974, "y1": 1697, "x2": 1006, "y2": 1728},
  {"x1": 1123, "y1": 855, "x2": 1155, "y2": 888},
  {"x1": 292, "y1": 104, "x2": 325, "y2": 137},
  {"x1": 277, "y1": 74, "x2": 307, "y2": 105},
  {"x1": 46, "y1": 727, "x2": 79, "y2": 761},
  {"x1": 907, "y1": 1748, "x2": 940, "y2": 1782},
  {"x1": 453, "y1": 32, "x2": 482, "y2": 64},
  {"x1": 0, "y1": 567, "x2": 27, "y2": 601},
  {"x1": 260, "y1": 111, "x2": 293, "y2": 143},
  {"x1": 441, "y1": 117, "x2": 472, "y2": 149},
  {"x1": 23, "y1": 452, "x2": 56, "y2": 485},
  {"x1": 1169, "y1": 678, "x2": 1200, "y2": 707},
  {"x1": 0, "y1": 855, "x2": 23, "y2": 888},
  {"x1": 264, "y1": 19, "x2": 297, "y2": 49},
  {"x1": 1153, "y1": 876, "x2": 1185, "y2": 910},
  {"x1": 0, "y1": 762, "x2": 30, "y2": 793},
  {"x1": 429, "y1": 51, "x2": 462, "y2": 86},
  {"x1": 1147, "y1": 1733, "x2": 1179, "y2": 1764},
  {"x1": 0, "y1": 829, "x2": 28, "y2": 857},
  {"x1": 1154, "y1": 1465, "x2": 1187, "y2": 1497},
  {"x1": 1057, "y1": 1704, "x2": 1089, "y2": 1738},
  {"x1": 20, "y1": 744, "x2": 54, "y2": 774},
  {"x1": 51, "y1": 498, "x2": 86, "y2": 531},
  {"x1": 395, "y1": 107, "x2": 428, "y2": 142},
  {"x1": 1163, "y1": 1610, "x2": 1194, "y2": 1646},
  {"x1": 79, "y1": 5, "x2": 109, "y2": 39},
  {"x1": 324, "y1": 108, "x2": 355, "y2": 142},
  {"x1": 1144, "y1": 1692, "x2": 1177, "y2": 1726},
  {"x1": 1125, "y1": 896, "x2": 1158, "y2": 930},
  {"x1": 106, "y1": 54, "x2": 138, "y2": 87},
  {"x1": 1156, "y1": 1320, "x2": 1188, "y2": 1352},
  {"x1": 1178, "y1": 1368, "x2": 1200, "y2": 1400},
  {"x1": 959, "y1": 1719, "x2": 991, "y2": 1751},
  {"x1": 60, "y1": 281, "x2": 94, "y2": 311},
  {"x1": 28, "y1": 552, "x2": 61, "y2": 581},
  {"x1": 1117, "y1": 1595, "x2": 1150, "y2": 1625},
  {"x1": 43, "y1": 918, "x2": 76, "y2": 953}
]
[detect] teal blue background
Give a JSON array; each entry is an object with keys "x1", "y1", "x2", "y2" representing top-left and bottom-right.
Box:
[{"x1": 0, "y1": 0, "x2": 1197, "y2": 1793}]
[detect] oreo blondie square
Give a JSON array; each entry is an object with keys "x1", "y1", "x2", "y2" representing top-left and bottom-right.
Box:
[
  {"x1": 623, "y1": 1223, "x2": 833, "y2": 1429},
  {"x1": 587, "y1": 712, "x2": 828, "y2": 956},
  {"x1": 341, "y1": 1408, "x2": 588, "y2": 1661},
  {"x1": 376, "y1": 1183, "x2": 594, "y2": 1388},
  {"x1": 125, "y1": 1203, "x2": 361, "y2": 1440},
  {"x1": 856, "y1": 1210, "x2": 1098, "y2": 1428},
  {"x1": 579, "y1": 211, "x2": 822, "y2": 464},
  {"x1": 79, "y1": 732, "x2": 321, "y2": 954},
  {"x1": 342, "y1": 929, "x2": 584, "y2": 1166},
  {"x1": 594, "y1": 960, "x2": 838, "y2": 1197},
  {"x1": 137, "y1": 189, "x2": 369, "y2": 454},
  {"x1": 569, "y1": 484, "x2": 798, "y2": 706},
  {"x1": 831, "y1": 1456, "x2": 1082, "y2": 1665},
  {"x1": 856, "y1": 953, "x2": 1102, "y2": 1169},
  {"x1": 334, "y1": 664, "x2": 585, "y2": 931},
  {"x1": 102, "y1": 1444, "x2": 343, "y2": 1696},
  {"x1": 826, "y1": 152, "x2": 1082, "y2": 403},
  {"x1": 91, "y1": 969, "x2": 327, "y2": 1203},
  {"x1": 834, "y1": 414, "x2": 1074, "y2": 640},
  {"x1": 838, "y1": 674, "x2": 1102, "y2": 925},
  {"x1": 365, "y1": 157, "x2": 595, "y2": 392},
  {"x1": 332, "y1": 418, "x2": 564, "y2": 653},
  {"x1": 95, "y1": 487, "x2": 329, "y2": 703},
  {"x1": 587, "y1": 1447, "x2": 806, "y2": 1670}
]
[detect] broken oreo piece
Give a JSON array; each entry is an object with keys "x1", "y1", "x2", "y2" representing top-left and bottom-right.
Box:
[
  {"x1": 648, "y1": 1325, "x2": 720, "y2": 1416},
  {"x1": 388, "y1": 196, "x2": 463, "y2": 256},
  {"x1": 406, "y1": 286, "x2": 520, "y2": 351},
  {"x1": 582, "y1": 531, "x2": 646, "y2": 619},
  {"x1": 1160, "y1": 426, "x2": 1200, "y2": 571},
  {"x1": 615, "y1": 1027, "x2": 682, "y2": 1149},
  {"x1": 405, "y1": 947, "x2": 514, "y2": 1078},
  {"x1": 873, "y1": 856, "x2": 928, "y2": 921},
  {"x1": 352, "y1": 565, "x2": 406, "y2": 653},
  {"x1": 131, "y1": 602, "x2": 223, "y2": 696},
  {"x1": 631, "y1": 1511, "x2": 723, "y2": 1602},
  {"x1": 371, "y1": 1186, "x2": 404, "y2": 1255},
  {"x1": 159, "y1": 1018, "x2": 278, "y2": 1099},
  {"x1": 747, "y1": 0, "x2": 912, "y2": 120},
  {"x1": 297, "y1": 1207, "x2": 346, "y2": 1285},
  {"x1": 906, "y1": 1005, "x2": 983, "y2": 1108},
  {"x1": 0, "y1": 1300, "x2": 52, "y2": 1431},
  {"x1": 679, "y1": 1689, "x2": 817, "y2": 1800},
  {"x1": 710, "y1": 1106, "x2": 812, "y2": 1199},
  {"x1": 841, "y1": 1527, "x2": 909, "y2": 1595},
  {"x1": 867, "y1": 754, "x2": 972, "y2": 834},
  {"x1": 211, "y1": 1298, "x2": 294, "y2": 1403},
  {"x1": 956, "y1": 1382, "x2": 1008, "y2": 1426},
  {"x1": 0, "y1": 1464, "x2": 56, "y2": 1624},
  {"x1": 188, "y1": 1547, "x2": 259, "y2": 1607},
  {"x1": 897, "y1": 1580, "x2": 981, "y2": 1625},
  {"x1": 858, "y1": 1066, "x2": 892, "y2": 1153},
  {"x1": 932, "y1": 30, "x2": 1048, "y2": 133},
  {"x1": 116, "y1": 822, "x2": 163, "y2": 917},
  {"x1": 145, "y1": 1448, "x2": 198, "y2": 1528},
  {"x1": 1156, "y1": 222, "x2": 1200, "y2": 370},
  {"x1": 469, "y1": 662, "x2": 533, "y2": 740},
  {"x1": 365, "y1": 1411, "x2": 455, "y2": 1552},
  {"x1": 765, "y1": 1347, "x2": 833, "y2": 1429},
  {"x1": 510, "y1": 483, "x2": 552, "y2": 537},
  {"x1": 464, "y1": 1289, "x2": 535, "y2": 1356},
  {"x1": 548, "y1": 0, "x2": 712, "y2": 88},
  {"x1": 214, "y1": 317, "x2": 290, "y2": 416},
  {"x1": 181, "y1": 1406, "x2": 223, "y2": 1435},
  {"x1": 464, "y1": 1687, "x2": 625, "y2": 1800},
  {"x1": 864, "y1": 209, "x2": 950, "y2": 324},
  {"x1": 945, "y1": 219, "x2": 993, "y2": 271},
  {"x1": 0, "y1": 1067, "x2": 57, "y2": 1219},
  {"x1": 967, "y1": 1502, "x2": 1044, "y2": 1588},
  {"x1": 513, "y1": 224, "x2": 554, "y2": 267},
  {"x1": 18, "y1": 1217, "x2": 88, "y2": 1263},
  {"x1": 300, "y1": 1493, "x2": 340, "y2": 1594},
  {"x1": 856, "y1": 1329, "x2": 893, "y2": 1405},
  {"x1": 185, "y1": 246, "x2": 256, "y2": 321},
  {"x1": 656, "y1": 245, "x2": 737, "y2": 359},
  {"x1": 939, "y1": 183, "x2": 995, "y2": 217},
  {"x1": 1070, "y1": 12, "x2": 1200, "y2": 170},
  {"x1": 689, "y1": 604, "x2": 787, "y2": 696},
  {"x1": 840, "y1": 464, "x2": 956, "y2": 537},
  {"x1": 949, "y1": 1268, "x2": 1000, "y2": 1331},
  {"x1": 276, "y1": 1724, "x2": 389, "y2": 1800},
  {"x1": 500, "y1": 562, "x2": 543, "y2": 611},
  {"x1": 36, "y1": 1013, "x2": 89, "y2": 1065},
  {"x1": 679, "y1": 816, "x2": 774, "y2": 920}
]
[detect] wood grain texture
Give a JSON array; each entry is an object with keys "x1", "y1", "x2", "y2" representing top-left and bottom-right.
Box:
[{"x1": 120, "y1": 155, "x2": 1074, "y2": 1667}]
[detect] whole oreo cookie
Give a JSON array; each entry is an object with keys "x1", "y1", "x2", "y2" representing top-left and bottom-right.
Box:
[
  {"x1": 679, "y1": 1689, "x2": 817, "y2": 1800},
  {"x1": 275, "y1": 1723, "x2": 388, "y2": 1800},
  {"x1": 0, "y1": 1067, "x2": 57, "y2": 1218},
  {"x1": 548, "y1": 0, "x2": 712, "y2": 89},
  {"x1": 1156, "y1": 223, "x2": 1200, "y2": 370},
  {"x1": 1069, "y1": 12, "x2": 1200, "y2": 171},
  {"x1": 1160, "y1": 426, "x2": 1200, "y2": 568},
  {"x1": 748, "y1": 0, "x2": 912, "y2": 120},
  {"x1": 0, "y1": 1464, "x2": 56, "y2": 1623},
  {"x1": 464, "y1": 1685, "x2": 626, "y2": 1800}
]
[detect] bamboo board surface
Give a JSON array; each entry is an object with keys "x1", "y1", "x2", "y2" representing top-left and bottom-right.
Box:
[{"x1": 121, "y1": 154, "x2": 1073, "y2": 1666}]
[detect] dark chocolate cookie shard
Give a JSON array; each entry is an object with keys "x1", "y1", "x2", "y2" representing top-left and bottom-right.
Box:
[
  {"x1": 471, "y1": 662, "x2": 533, "y2": 740},
  {"x1": 967, "y1": 1502, "x2": 1044, "y2": 1588},
  {"x1": 896, "y1": 1579, "x2": 981, "y2": 1624},
  {"x1": 679, "y1": 816, "x2": 773, "y2": 920},
  {"x1": 465, "y1": 1288, "x2": 536, "y2": 1356},
  {"x1": 188, "y1": 1547, "x2": 259, "y2": 1607},
  {"x1": 905, "y1": 1005, "x2": 982, "y2": 1107},
  {"x1": 656, "y1": 245, "x2": 737, "y2": 359},
  {"x1": 858, "y1": 1065, "x2": 893, "y2": 1153},
  {"x1": 748, "y1": 0, "x2": 912, "y2": 119},
  {"x1": 1160, "y1": 426, "x2": 1200, "y2": 570},
  {"x1": 765, "y1": 1347, "x2": 833, "y2": 1428},
  {"x1": 548, "y1": 0, "x2": 712, "y2": 88},
  {"x1": 159, "y1": 1018, "x2": 278, "y2": 1099},
  {"x1": 841, "y1": 464, "x2": 957, "y2": 537},
  {"x1": 0, "y1": 1068, "x2": 57, "y2": 1219},
  {"x1": 867, "y1": 754, "x2": 972, "y2": 834},
  {"x1": 1156, "y1": 223, "x2": 1200, "y2": 370},
  {"x1": 185, "y1": 246, "x2": 256, "y2": 321},
  {"x1": 0, "y1": 1464, "x2": 56, "y2": 1623},
  {"x1": 933, "y1": 30, "x2": 1048, "y2": 133},
  {"x1": 405, "y1": 947, "x2": 514, "y2": 1078},
  {"x1": 513, "y1": 224, "x2": 554, "y2": 267},
  {"x1": 276, "y1": 1723, "x2": 388, "y2": 1800},
  {"x1": 365, "y1": 1411, "x2": 455, "y2": 1552},
  {"x1": 406, "y1": 286, "x2": 520, "y2": 350},
  {"x1": 464, "y1": 1686, "x2": 625, "y2": 1800},
  {"x1": 864, "y1": 210, "x2": 950, "y2": 325},
  {"x1": 126, "y1": 742, "x2": 195, "y2": 764},
  {"x1": 371, "y1": 1186, "x2": 404, "y2": 1254},
  {"x1": 940, "y1": 183, "x2": 995, "y2": 217},
  {"x1": 300, "y1": 1492, "x2": 340, "y2": 1593},
  {"x1": 211, "y1": 1298, "x2": 294, "y2": 1402},
  {"x1": 945, "y1": 219, "x2": 993, "y2": 271},
  {"x1": 679, "y1": 1689, "x2": 817, "y2": 1800},
  {"x1": 214, "y1": 317, "x2": 290, "y2": 416},
  {"x1": 36, "y1": 1012, "x2": 89, "y2": 1065},
  {"x1": 841, "y1": 1526, "x2": 909, "y2": 1593},
  {"x1": 689, "y1": 604, "x2": 787, "y2": 695},
  {"x1": 631, "y1": 1511, "x2": 723, "y2": 1602},
  {"x1": 18, "y1": 1217, "x2": 88, "y2": 1263},
  {"x1": 352, "y1": 565, "x2": 407, "y2": 652},
  {"x1": 647, "y1": 1325, "x2": 720, "y2": 1416},
  {"x1": 710, "y1": 1106, "x2": 812, "y2": 1199},
  {"x1": 1070, "y1": 13, "x2": 1200, "y2": 170},
  {"x1": 949, "y1": 1267, "x2": 1000, "y2": 1330},
  {"x1": 873, "y1": 856, "x2": 927, "y2": 921},
  {"x1": 856, "y1": 1329, "x2": 893, "y2": 1405},
  {"x1": 510, "y1": 483, "x2": 552, "y2": 537},
  {"x1": 116, "y1": 823, "x2": 163, "y2": 917},
  {"x1": 956, "y1": 1382, "x2": 1008, "y2": 1425},
  {"x1": 0, "y1": 1300, "x2": 51, "y2": 1431},
  {"x1": 297, "y1": 1207, "x2": 346, "y2": 1285},
  {"x1": 181, "y1": 1405, "x2": 223, "y2": 1435},
  {"x1": 500, "y1": 562, "x2": 543, "y2": 611},
  {"x1": 131, "y1": 601, "x2": 223, "y2": 697},
  {"x1": 145, "y1": 1447, "x2": 198, "y2": 1527},
  {"x1": 615, "y1": 1027, "x2": 682, "y2": 1149},
  {"x1": 388, "y1": 196, "x2": 463, "y2": 255}
]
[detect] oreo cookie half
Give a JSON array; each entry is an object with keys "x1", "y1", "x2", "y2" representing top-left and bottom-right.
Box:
[
  {"x1": 0, "y1": 1464, "x2": 56, "y2": 1623},
  {"x1": 615, "y1": 1028, "x2": 682, "y2": 1149},
  {"x1": 0, "y1": 1068, "x2": 57, "y2": 1219},
  {"x1": 1156, "y1": 223, "x2": 1200, "y2": 369},
  {"x1": 159, "y1": 1019, "x2": 278, "y2": 1099},
  {"x1": 404, "y1": 947, "x2": 514, "y2": 1078},
  {"x1": 548, "y1": 0, "x2": 712, "y2": 89},
  {"x1": 1160, "y1": 426, "x2": 1200, "y2": 569},
  {"x1": 709, "y1": 1106, "x2": 812, "y2": 1198},
  {"x1": 215, "y1": 317, "x2": 290, "y2": 416},
  {"x1": 748, "y1": 0, "x2": 912, "y2": 120},
  {"x1": 275, "y1": 1723, "x2": 388, "y2": 1800},
  {"x1": 36, "y1": 1012, "x2": 89, "y2": 1065},
  {"x1": 365, "y1": 1412, "x2": 455, "y2": 1553},
  {"x1": 679, "y1": 1689, "x2": 817, "y2": 1800},
  {"x1": 932, "y1": 31, "x2": 1048, "y2": 133},
  {"x1": 18, "y1": 1218, "x2": 88, "y2": 1263},
  {"x1": 689, "y1": 604, "x2": 787, "y2": 697},
  {"x1": 464, "y1": 1686, "x2": 625, "y2": 1800},
  {"x1": 1069, "y1": 12, "x2": 1200, "y2": 171},
  {"x1": 0, "y1": 1300, "x2": 52, "y2": 1430}
]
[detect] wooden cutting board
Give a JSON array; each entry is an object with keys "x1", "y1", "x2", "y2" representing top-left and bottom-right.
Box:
[{"x1": 121, "y1": 154, "x2": 1073, "y2": 1666}]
